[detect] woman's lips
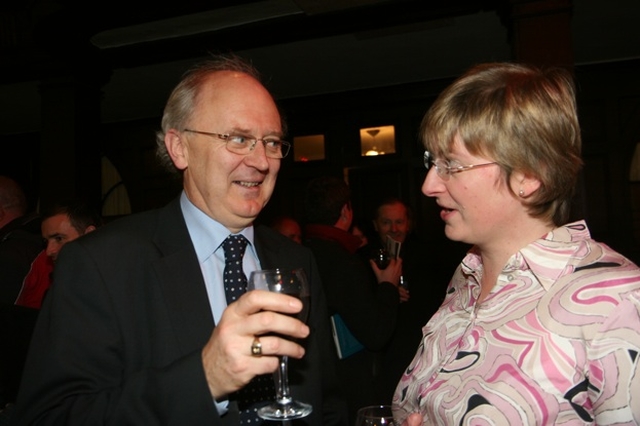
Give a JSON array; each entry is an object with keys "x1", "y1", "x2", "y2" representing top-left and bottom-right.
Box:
[{"x1": 440, "y1": 206, "x2": 455, "y2": 221}]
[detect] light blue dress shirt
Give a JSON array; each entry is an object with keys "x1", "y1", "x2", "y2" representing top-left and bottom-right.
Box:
[
  {"x1": 180, "y1": 192, "x2": 261, "y2": 323},
  {"x1": 179, "y1": 191, "x2": 262, "y2": 413}
]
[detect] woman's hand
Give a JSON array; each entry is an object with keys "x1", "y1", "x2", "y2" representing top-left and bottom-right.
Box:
[{"x1": 402, "y1": 413, "x2": 423, "y2": 426}]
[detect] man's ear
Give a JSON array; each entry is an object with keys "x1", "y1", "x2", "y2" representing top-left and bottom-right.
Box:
[
  {"x1": 84, "y1": 225, "x2": 97, "y2": 234},
  {"x1": 165, "y1": 129, "x2": 188, "y2": 171},
  {"x1": 335, "y1": 203, "x2": 352, "y2": 231}
]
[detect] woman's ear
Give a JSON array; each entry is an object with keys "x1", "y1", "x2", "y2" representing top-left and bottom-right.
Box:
[
  {"x1": 165, "y1": 129, "x2": 188, "y2": 171},
  {"x1": 511, "y1": 171, "x2": 541, "y2": 198}
]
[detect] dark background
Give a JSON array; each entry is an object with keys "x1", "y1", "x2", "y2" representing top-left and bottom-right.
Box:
[{"x1": 1, "y1": 0, "x2": 639, "y2": 264}]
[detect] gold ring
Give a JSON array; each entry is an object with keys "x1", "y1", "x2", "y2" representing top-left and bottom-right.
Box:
[{"x1": 251, "y1": 336, "x2": 262, "y2": 356}]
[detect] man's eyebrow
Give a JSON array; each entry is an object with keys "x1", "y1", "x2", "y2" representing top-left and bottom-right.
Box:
[
  {"x1": 226, "y1": 126, "x2": 250, "y2": 134},
  {"x1": 44, "y1": 232, "x2": 65, "y2": 240},
  {"x1": 228, "y1": 126, "x2": 283, "y2": 137}
]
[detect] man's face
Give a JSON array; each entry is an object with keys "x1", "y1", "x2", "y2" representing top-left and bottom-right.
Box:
[
  {"x1": 167, "y1": 71, "x2": 282, "y2": 233},
  {"x1": 373, "y1": 202, "x2": 410, "y2": 243},
  {"x1": 42, "y1": 213, "x2": 83, "y2": 262}
]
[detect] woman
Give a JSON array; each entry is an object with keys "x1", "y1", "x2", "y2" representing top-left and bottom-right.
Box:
[{"x1": 393, "y1": 62, "x2": 640, "y2": 425}]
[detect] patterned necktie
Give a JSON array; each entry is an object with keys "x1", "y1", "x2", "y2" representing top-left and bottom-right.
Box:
[
  {"x1": 222, "y1": 235, "x2": 274, "y2": 424},
  {"x1": 223, "y1": 234, "x2": 249, "y2": 303}
]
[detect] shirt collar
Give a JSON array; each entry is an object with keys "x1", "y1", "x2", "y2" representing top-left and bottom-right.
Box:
[
  {"x1": 461, "y1": 220, "x2": 591, "y2": 291},
  {"x1": 517, "y1": 220, "x2": 591, "y2": 290},
  {"x1": 180, "y1": 191, "x2": 255, "y2": 263}
]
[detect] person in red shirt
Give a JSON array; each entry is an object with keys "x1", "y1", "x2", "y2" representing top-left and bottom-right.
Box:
[{"x1": 15, "y1": 199, "x2": 102, "y2": 309}]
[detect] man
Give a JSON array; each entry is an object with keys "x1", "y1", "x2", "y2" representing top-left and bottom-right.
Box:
[
  {"x1": 0, "y1": 177, "x2": 41, "y2": 417},
  {"x1": 302, "y1": 176, "x2": 403, "y2": 425},
  {"x1": 372, "y1": 197, "x2": 411, "y2": 250},
  {"x1": 15, "y1": 199, "x2": 103, "y2": 309},
  {"x1": 0, "y1": 176, "x2": 42, "y2": 306},
  {"x1": 15, "y1": 55, "x2": 346, "y2": 425},
  {"x1": 365, "y1": 197, "x2": 464, "y2": 403}
]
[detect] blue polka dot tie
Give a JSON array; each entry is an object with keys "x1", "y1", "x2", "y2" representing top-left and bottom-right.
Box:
[
  {"x1": 223, "y1": 235, "x2": 249, "y2": 304},
  {"x1": 222, "y1": 235, "x2": 274, "y2": 424}
]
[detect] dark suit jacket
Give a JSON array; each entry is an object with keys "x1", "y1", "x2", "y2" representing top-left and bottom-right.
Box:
[{"x1": 14, "y1": 198, "x2": 346, "y2": 426}]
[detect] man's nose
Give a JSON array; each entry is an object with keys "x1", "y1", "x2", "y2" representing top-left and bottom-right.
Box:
[
  {"x1": 45, "y1": 242, "x2": 58, "y2": 258},
  {"x1": 244, "y1": 140, "x2": 270, "y2": 170}
]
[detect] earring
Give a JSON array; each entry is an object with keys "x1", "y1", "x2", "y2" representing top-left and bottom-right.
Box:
[{"x1": 518, "y1": 189, "x2": 525, "y2": 197}]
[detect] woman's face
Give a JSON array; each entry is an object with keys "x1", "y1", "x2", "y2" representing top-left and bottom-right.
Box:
[{"x1": 421, "y1": 136, "x2": 523, "y2": 250}]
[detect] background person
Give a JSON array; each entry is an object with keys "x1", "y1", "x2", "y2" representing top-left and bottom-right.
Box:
[
  {"x1": 393, "y1": 62, "x2": 640, "y2": 425},
  {"x1": 302, "y1": 175, "x2": 404, "y2": 425},
  {"x1": 2, "y1": 200, "x2": 103, "y2": 418},
  {"x1": 15, "y1": 199, "x2": 103, "y2": 309},
  {"x1": 363, "y1": 197, "x2": 458, "y2": 404},
  {"x1": 269, "y1": 215, "x2": 302, "y2": 244},
  {"x1": 0, "y1": 176, "x2": 42, "y2": 307},
  {"x1": 15, "y1": 54, "x2": 346, "y2": 426},
  {"x1": 0, "y1": 177, "x2": 41, "y2": 419}
]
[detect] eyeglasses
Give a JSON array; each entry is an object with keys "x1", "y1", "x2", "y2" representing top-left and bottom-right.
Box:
[
  {"x1": 183, "y1": 129, "x2": 291, "y2": 159},
  {"x1": 423, "y1": 150, "x2": 497, "y2": 180}
]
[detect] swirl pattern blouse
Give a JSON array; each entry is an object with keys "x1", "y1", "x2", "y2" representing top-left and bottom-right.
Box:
[{"x1": 393, "y1": 221, "x2": 640, "y2": 425}]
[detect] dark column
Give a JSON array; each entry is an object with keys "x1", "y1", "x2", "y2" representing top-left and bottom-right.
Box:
[
  {"x1": 500, "y1": 0, "x2": 586, "y2": 221},
  {"x1": 38, "y1": 71, "x2": 106, "y2": 210},
  {"x1": 503, "y1": 0, "x2": 575, "y2": 71}
]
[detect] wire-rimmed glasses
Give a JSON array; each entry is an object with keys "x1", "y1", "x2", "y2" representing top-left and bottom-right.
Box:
[
  {"x1": 183, "y1": 129, "x2": 291, "y2": 159},
  {"x1": 423, "y1": 150, "x2": 497, "y2": 180}
]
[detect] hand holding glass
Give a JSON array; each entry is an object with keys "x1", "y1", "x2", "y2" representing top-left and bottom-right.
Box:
[{"x1": 247, "y1": 268, "x2": 312, "y2": 420}]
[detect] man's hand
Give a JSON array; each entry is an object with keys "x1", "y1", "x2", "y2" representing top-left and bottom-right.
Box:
[
  {"x1": 201, "y1": 290, "x2": 310, "y2": 399},
  {"x1": 370, "y1": 257, "x2": 403, "y2": 288},
  {"x1": 397, "y1": 285, "x2": 410, "y2": 302}
]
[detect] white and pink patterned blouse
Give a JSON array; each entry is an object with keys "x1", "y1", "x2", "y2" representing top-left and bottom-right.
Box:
[{"x1": 393, "y1": 221, "x2": 640, "y2": 425}]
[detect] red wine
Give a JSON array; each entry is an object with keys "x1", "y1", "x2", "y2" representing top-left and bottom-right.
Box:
[{"x1": 280, "y1": 292, "x2": 309, "y2": 324}]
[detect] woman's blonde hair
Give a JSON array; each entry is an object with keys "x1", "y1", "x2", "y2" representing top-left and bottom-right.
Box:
[{"x1": 421, "y1": 62, "x2": 583, "y2": 225}]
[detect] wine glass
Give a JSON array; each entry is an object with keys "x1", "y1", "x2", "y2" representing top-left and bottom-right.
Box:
[
  {"x1": 247, "y1": 268, "x2": 313, "y2": 420},
  {"x1": 355, "y1": 405, "x2": 396, "y2": 426},
  {"x1": 372, "y1": 248, "x2": 390, "y2": 269}
]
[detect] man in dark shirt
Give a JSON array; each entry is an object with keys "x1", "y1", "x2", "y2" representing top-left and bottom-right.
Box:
[
  {"x1": 0, "y1": 176, "x2": 42, "y2": 307},
  {"x1": 364, "y1": 197, "x2": 465, "y2": 403},
  {"x1": 302, "y1": 176, "x2": 404, "y2": 424},
  {"x1": 0, "y1": 176, "x2": 41, "y2": 415}
]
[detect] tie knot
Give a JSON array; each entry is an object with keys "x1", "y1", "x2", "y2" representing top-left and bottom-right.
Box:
[{"x1": 222, "y1": 234, "x2": 248, "y2": 262}]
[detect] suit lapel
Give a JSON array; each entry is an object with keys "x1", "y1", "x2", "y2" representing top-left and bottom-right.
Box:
[
  {"x1": 254, "y1": 226, "x2": 281, "y2": 270},
  {"x1": 152, "y1": 199, "x2": 214, "y2": 353}
]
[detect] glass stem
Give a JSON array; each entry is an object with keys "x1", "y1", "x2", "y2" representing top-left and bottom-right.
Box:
[{"x1": 275, "y1": 355, "x2": 292, "y2": 404}]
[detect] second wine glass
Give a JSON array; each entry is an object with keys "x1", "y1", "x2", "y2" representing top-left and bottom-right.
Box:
[
  {"x1": 355, "y1": 405, "x2": 396, "y2": 426},
  {"x1": 248, "y1": 268, "x2": 313, "y2": 420}
]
